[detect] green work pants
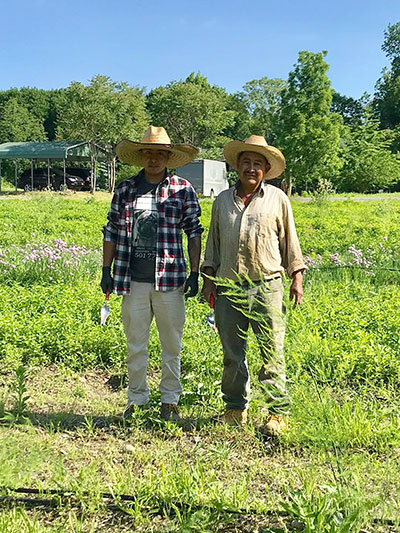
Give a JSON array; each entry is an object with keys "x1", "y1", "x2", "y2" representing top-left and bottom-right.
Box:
[{"x1": 215, "y1": 278, "x2": 290, "y2": 415}]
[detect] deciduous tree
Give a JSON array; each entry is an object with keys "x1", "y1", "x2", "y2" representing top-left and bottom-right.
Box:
[
  {"x1": 275, "y1": 51, "x2": 343, "y2": 194},
  {"x1": 147, "y1": 72, "x2": 234, "y2": 159}
]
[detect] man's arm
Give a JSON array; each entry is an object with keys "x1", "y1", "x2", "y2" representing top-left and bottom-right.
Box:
[
  {"x1": 100, "y1": 240, "x2": 116, "y2": 294},
  {"x1": 103, "y1": 240, "x2": 116, "y2": 267},
  {"x1": 201, "y1": 266, "x2": 217, "y2": 304},
  {"x1": 289, "y1": 269, "x2": 304, "y2": 308},
  {"x1": 188, "y1": 236, "x2": 201, "y2": 273},
  {"x1": 184, "y1": 236, "x2": 201, "y2": 297}
]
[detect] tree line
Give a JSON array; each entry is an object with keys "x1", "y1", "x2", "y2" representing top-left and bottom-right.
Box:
[{"x1": 0, "y1": 22, "x2": 400, "y2": 194}]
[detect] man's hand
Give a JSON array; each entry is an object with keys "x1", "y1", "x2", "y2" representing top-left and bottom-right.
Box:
[
  {"x1": 184, "y1": 272, "x2": 199, "y2": 298},
  {"x1": 202, "y1": 277, "x2": 217, "y2": 305},
  {"x1": 289, "y1": 270, "x2": 304, "y2": 308},
  {"x1": 100, "y1": 266, "x2": 114, "y2": 294}
]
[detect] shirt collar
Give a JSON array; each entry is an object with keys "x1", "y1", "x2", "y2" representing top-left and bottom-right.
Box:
[
  {"x1": 234, "y1": 180, "x2": 266, "y2": 198},
  {"x1": 135, "y1": 168, "x2": 171, "y2": 185}
]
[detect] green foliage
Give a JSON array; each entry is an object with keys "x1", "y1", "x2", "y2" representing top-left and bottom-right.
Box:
[
  {"x1": 269, "y1": 486, "x2": 371, "y2": 533},
  {"x1": 374, "y1": 21, "x2": 400, "y2": 129},
  {"x1": 2, "y1": 366, "x2": 30, "y2": 424},
  {"x1": 275, "y1": 51, "x2": 343, "y2": 193},
  {"x1": 56, "y1": 74, "x2": 149, "y2": 147},
  {"x1": 0, "y1": 97, "x2": 46, "y2": 144},
  {"x1": 339, "y1": 114, "x2": 400, "y2": 192},
  {"x1": 310, "y1": 178, "x2": 336, "y2": 205},
  {"x1": 147, "y1": 72, "x2": 235, "y2": 157},
  {"x1": 330, "y1": 91, "x2": 368, "y2": 127},
  {"x1": 233, "y1": 77, "x2": 286, "y2": 140}
]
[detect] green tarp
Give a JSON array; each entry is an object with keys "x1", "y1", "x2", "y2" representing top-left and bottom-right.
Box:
[{"x1": 0, "y1": 141, "x2": 110, "y2": 161}]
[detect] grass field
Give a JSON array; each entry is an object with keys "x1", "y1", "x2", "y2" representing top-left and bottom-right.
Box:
[{"x1": 1, "y1": 191, "x2": 400, "y2": 532}]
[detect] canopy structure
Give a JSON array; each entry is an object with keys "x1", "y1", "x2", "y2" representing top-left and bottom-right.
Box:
[{"x1": 0, "y1": 141, "x2": 114, "y2": 192}]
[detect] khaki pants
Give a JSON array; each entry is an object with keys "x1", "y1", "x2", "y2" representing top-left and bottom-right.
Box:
[
  {"x1": 121, "y1": 281, "x2": 185, "y2": 406},
  {"x1": 215, "y1": 278, "x2": 290, "y2": 415}
]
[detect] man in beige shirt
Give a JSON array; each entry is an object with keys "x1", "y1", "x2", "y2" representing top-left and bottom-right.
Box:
[{"x1": 202, "y1": 135, "x2": 305, "y2": 435}]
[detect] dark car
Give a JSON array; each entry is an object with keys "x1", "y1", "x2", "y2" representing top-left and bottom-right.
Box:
[
  {"x1": 52, "y1": 168, "x2": 85, "y2": 191},
  {"x1": 17, "y1": 169, "x2": 53, "y2": 191},
  {"x1": 18, "y1": 168, "x2": 85, "y2": 191},
  {"x1": 66, "y1": 168, "x2": 93, "y2": 191}
]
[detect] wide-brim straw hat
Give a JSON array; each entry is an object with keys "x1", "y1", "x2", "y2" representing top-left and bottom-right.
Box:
[
  {"x1": 115, "y1": 126, "x2": 199, "y2": 168},
  {"x1": 224, "y1": 135, "x2": 285, "y2": 179}
]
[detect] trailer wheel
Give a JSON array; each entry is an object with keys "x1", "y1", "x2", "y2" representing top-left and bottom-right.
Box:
[{"x1": 210, "y1": 189, "x2": 215, "y2": 200}]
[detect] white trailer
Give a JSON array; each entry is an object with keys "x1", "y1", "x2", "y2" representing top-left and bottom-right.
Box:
[{"x1": 177, "y1": 159, "x2": 229, "y2": 198}]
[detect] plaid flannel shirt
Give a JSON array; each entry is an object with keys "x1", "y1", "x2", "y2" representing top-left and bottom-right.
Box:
[{"x1": 103, "y1": 170, "x2": 203, "y2": 295}]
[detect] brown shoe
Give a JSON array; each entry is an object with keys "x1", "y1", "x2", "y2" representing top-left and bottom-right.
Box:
[
  {"x1": 160, "y1": 403, "x2": 180, "y2": 422},
  {"x1": 261, "y1": 414, "x2": 287, "y2": 436},
  {"x1": 221, "y1": 409, "x2": 248, "y2": 426}
]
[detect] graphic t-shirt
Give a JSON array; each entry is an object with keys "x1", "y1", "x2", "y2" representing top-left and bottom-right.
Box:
[{"x1": 130, "y1": 177, "x2": 158, "y2": 282}]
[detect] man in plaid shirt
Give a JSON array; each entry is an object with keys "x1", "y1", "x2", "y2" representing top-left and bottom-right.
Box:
[{"x1": 101, "y1": 126, "x2": 203, "y2": 421}]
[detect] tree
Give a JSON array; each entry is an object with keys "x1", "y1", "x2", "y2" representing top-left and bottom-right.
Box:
[
  {"x1": 374, "y1": 22, "x2": 400, "y2": 129},
  {"x1": 330, "y1": 91, "x2": 368, "y2": 126},
  {"x1": 57, "y1": 75, "x2": 149, "y2": 191},
  {"x1": 275, "y1": 51, "x2": 343, "y2": 194},
  {"x1": 0, "y1": 97, "x2": 46, "y2": 143},
  {"x1": 340, "y1": 114, "x2": 400, "y2": 192},
  {"x1": 0, "y1": 97, "x2": 47, "y2": 183},
  {"x1": 234, "y1": 77, "x2": 286, "y2": 141},
  {"x1": 147, "y1": 72, "x2": 235, "y2": 159}
]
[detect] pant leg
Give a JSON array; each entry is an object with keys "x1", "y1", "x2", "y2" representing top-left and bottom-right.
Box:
[
  {"x1": 121, "y1": 281, "x2": 153, "y2": 406},
  {"x1": 250, "y1": 279, "x2": 290, "y2": 415},
  {"x1": 215, "y1": 293, "x2": 251, "y2": 410},
  {"x1": 152, "y1": 286, "x2": 185, "y2": 405}
]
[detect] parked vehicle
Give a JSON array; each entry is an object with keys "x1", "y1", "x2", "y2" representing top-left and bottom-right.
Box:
[
  {"x1": 66, "y1": 168, "x2": 93, "y2": 191},
  {"x1": 177, "y1": 159, "x2": 229, "y2": 198},
  {"x1": 18, "y1": 168, "x2": 84, "y2": 191},
  {"x1": 17, "y1": 169, "x2": 52, "y2": 191},
  {"x1": 52, "y1": 168, "x2": 84, "y2": 191}
]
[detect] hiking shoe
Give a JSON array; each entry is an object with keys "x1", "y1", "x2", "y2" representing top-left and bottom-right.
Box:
[
  {"x1": 221, "y1": 409, "x2": 248, "y2": 426},
  {"x1": 160, "y1": 403, "x2": 180, "y2": 422},
  {"x1": 261, "y1": 414, "x2": 287, "y2": 436}
]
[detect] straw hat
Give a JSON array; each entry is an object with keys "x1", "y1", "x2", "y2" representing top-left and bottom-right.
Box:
[
  {"x1": 115, "y1": 126, "x2": 199, "y2": 168},
  {"x1": 224, "y1": 135, "x2": 285, "y2": 179}
]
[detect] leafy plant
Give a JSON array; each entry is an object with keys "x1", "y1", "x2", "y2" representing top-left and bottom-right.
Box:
[{"x1": 2, "y1": 365, "x2": 30, "y2": 424}]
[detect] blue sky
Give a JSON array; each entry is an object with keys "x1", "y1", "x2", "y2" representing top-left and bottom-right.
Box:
[{"x1": 1, "y1": 0, "x2": 399, "y2": 99}]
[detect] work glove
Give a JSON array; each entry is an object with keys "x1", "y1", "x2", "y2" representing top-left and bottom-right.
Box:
[
  {"x1": 184, "y1": 272, "x2": 199, "y2": 298},
  {"x1": 100, "y1": 266, "x2": 114, "y2": 294}
]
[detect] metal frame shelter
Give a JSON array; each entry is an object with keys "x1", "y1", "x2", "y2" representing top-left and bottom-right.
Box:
[{"x1": 0, "y1": 141, "x2": 113, "y2": 192}]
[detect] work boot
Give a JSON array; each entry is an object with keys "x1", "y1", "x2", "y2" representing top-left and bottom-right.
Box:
[
  {"x1": 221, "y1": 409, "x2": 248, "y2": 426},
  {"x1": 261, "y1": 414, "x2": 287, "y2": 436},
  {"x1": 160, "y1": 403, "x2": 180, "y2": 422}
]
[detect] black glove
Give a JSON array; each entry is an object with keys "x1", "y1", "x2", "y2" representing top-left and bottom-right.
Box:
[
  {"x1": 100, "y1": 266, "x2": 114, "y2": 294},
  {"x1": 184, "y1": 272, "x2": 199, "y2": 298}
]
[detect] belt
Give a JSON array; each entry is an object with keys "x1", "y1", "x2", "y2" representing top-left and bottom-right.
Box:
[{"x1": 240, "y1": 274, "x2": 281, "y2": 288}]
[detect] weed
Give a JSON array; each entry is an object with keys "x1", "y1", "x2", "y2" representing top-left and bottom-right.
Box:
[{"x1": 2, "y1": 366, "x2": 30, "y2": 424}]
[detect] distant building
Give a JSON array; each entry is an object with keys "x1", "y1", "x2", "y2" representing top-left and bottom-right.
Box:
[{"x1": 177, "y1": 159, "x2": 229, "y2": 198}]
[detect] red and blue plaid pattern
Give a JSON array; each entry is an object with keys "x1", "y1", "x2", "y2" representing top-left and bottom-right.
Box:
[{"x1": 103, "y1": 171, "x2": 203, "y2": 295}]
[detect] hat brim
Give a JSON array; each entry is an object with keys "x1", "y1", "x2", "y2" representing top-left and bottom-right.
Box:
[
  {"x1": 224, "y1": 140, "x2": 285, "y2": 179},
  {"x1": 115, "y1": 139, "x2": 199, "y2": 168}
]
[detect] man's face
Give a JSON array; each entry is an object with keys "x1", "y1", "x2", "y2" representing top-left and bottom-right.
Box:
[
  {"x1": 237, "y1": 151, "x2": 270, "y2": 190},
  {"x1": 141, "y1": 148, "x2": 170, "y2": 177}
]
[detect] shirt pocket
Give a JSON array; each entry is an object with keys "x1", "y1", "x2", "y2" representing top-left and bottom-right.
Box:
[
  {"x1": 163, "y1": 199, "x2": 183, "y2": 225},
  {"x1": 250, "y1": 214, "x2": 280, "y2": 263},
  {"x1": 253, "y1": 213, "x2": 277, "y2": 239}
]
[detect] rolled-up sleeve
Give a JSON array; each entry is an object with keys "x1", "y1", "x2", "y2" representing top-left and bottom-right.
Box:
[
  {"x1": 279, "y1": 196, "x2": 305, "y2": 277},
  {"x1": 182, "y1": 185, "x2": 204, "y2": 239},
  {"x1": 202, "y1": 198, "x2": 220, "y2": 273},
  {"x1": 102, "y1": 188, "x2": 121, "y2": 243}
]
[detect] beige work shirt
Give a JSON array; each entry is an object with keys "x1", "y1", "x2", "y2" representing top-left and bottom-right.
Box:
[{"x1": 202, "y1": 182, "x2": 305, "y2": 281}]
